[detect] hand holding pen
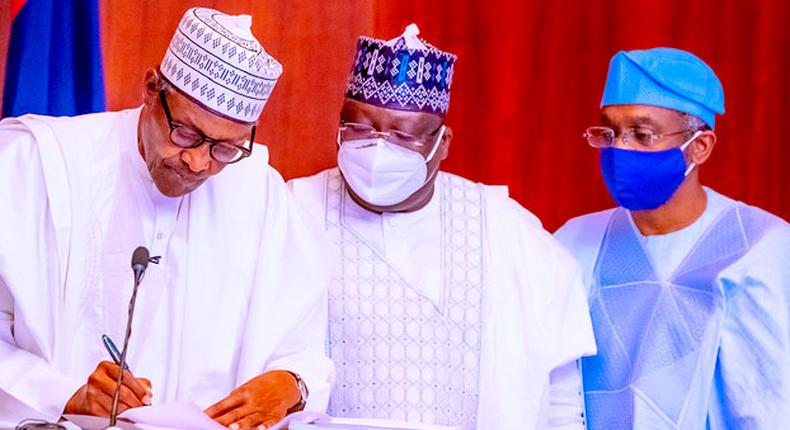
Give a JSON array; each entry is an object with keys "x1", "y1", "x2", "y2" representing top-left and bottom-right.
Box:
[{"x1": 61, "y1": 335, "x2": 153, "y2": 417}]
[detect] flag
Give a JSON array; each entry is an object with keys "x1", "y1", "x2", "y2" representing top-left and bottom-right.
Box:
[{"x1": 3, "y1": 0, "x2": 105, "y2": 118}]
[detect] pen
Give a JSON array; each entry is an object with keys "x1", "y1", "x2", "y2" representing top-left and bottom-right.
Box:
[{"x1": 101, "y1": 334, "x2": 130, "y2": 370}]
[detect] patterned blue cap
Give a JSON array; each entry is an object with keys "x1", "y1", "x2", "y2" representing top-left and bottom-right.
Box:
[
  {"x1": 346, "y1": 24, "x2": 457, "y2": 116},
  {"x1": 601, "y1": 48, "x2": 725, "y2": 128}
]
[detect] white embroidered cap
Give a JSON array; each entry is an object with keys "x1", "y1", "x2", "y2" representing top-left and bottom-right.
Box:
[{"x1": 160, "y1": 7, "x2": 282, "y2": 124}]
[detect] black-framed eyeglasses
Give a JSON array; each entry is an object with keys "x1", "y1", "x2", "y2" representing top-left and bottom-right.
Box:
[{"x1": 158, "y1": 91, "x2": 255, "y2": 164}]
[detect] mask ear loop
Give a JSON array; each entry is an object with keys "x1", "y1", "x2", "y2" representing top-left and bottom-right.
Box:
[
  {"x1": 418, "y1": 125, "x2": 447, "y2": 184},
  {"x1": 681, "y1": 130, "x2": 703, "y2": 176},
  {"x1": 424, "y1": 125, "x2": 446, "y2": 163}
]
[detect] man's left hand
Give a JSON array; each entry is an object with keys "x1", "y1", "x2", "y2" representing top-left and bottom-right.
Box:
[{"x1": 205, "y1": 370, "x2": 301, "y2": 429}]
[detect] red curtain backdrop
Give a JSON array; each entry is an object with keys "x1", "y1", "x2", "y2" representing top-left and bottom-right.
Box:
[{"x1": 2, "y1": 1, "x2": 788, "y2": 230}]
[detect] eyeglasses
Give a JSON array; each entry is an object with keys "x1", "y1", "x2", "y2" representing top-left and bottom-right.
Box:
[
  {"x1": 583, "y1": 126, "x2": 698, "y2": 149},
  {"x1": 337, "y1": 122, "x2": 440, "y2": 152},
  {"x1": 158, "y1": 91, "x2": 254, "y2": 164},
  {"x1": 15, "y1": 419, "x2": 66, "y2": 429}
]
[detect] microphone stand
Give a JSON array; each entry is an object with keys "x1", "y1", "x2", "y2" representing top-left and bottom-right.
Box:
[
  {"x1": 108, "y1": 272, "x2": 143, "y2": 427},
  {"x1": 108, "y1": 247, "x2": 155, "y2": 428}
]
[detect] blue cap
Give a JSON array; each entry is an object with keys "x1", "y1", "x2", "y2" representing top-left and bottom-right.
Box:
[{"x1": 601, "y1": 48, "x2": 725, "y2": 128}]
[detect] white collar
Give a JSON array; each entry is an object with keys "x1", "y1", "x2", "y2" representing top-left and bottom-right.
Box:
[{"x1": 340, "y1": 178, "x2": 445, "y2": 311}]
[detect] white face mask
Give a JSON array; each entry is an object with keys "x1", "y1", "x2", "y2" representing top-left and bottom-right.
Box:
[{"x1": 337, "y1": 126, "x2": 445, "y2": 207}]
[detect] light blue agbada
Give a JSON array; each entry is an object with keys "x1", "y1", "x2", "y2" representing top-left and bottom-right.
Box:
[
  {"x1": 556, "y1": 47, "x2": 790, "y2": 429},
  {"x1": 558, "y1": 189, "x2": 789, "y2": 429}
]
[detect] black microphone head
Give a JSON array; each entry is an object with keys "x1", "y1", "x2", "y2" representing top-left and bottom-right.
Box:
[{"x1": 131, "y1": 246, "x2": 150, "y2": 271}]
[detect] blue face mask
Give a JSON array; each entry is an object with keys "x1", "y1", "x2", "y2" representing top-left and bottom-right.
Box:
[{"x1": 600, "y1": 132, "x2": 700, "y2": 211}]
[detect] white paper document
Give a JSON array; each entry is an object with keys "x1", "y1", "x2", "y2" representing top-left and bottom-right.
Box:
[
  {"x1": 64, "y1": 404, "x2": 460, "y2": 430},
  {"x1": 119, "y1": 402, "x2": 225, "y2": 430},
  {"x1": 65, "y1": 402, "x2": 222, "y2": 430}
]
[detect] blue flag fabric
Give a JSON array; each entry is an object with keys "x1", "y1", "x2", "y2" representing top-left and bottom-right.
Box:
[{"x1": 3, "y1": 0, "x2": 105, "y2": 118}]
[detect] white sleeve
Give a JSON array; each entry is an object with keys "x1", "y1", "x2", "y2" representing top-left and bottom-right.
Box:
[
  {"x1": 547, "y1": 360, "x2": 585, "y2": 429},
  {"x1": 507, "y1": 198, "x2": 594, "y2": 429},
  {"x1": 0, "y1": 123, "x2": 83, "y2": 426},
  {"x1": 262, "y1": 288, "x2": 335, "y2": 412},
  {"x1": 478, "y1": 191, "x2": 595, "y2": 430},
  {"x1": 238, "y1": 169, "x2": 336, "y2": 413},
  {"x1": 276, "y1": 174, "x2": 336, "y2": 412},
  {"x1": 543, "y1": 264, "x2": 594, "y2": 429}
]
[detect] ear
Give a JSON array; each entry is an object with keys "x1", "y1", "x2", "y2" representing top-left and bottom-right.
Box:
[
  {"x1": 688, "y1": 130, "x2": 717, "y2": 166},
  {"x1": 142, "y1": 68, "x2": 161, "y2": 107},
  {"x1": 438, "y1": 125, "x2": 453, "y2": 161}
]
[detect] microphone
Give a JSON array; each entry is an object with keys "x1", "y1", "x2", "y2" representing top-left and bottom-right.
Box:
[
  {"x1": 131, "y1": 246, "x2": 149, "y2": 284},
  {"x1": 108, "y1": 246, "x2": 151, "y2": 428}
]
